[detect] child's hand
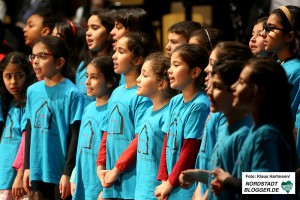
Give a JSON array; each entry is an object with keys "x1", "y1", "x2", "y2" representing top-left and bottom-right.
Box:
[
  {"x1": 12, "y1": 170, "x2": 26, "y2": 199},
  {"x1": 70, "y1": 182, "x2": 76, "y2": 196},
  {"x1": 103, "y1": 167, "x2": 121, "y2": 185},
  {"x1": 179, "y1": 169, "x2": 198, "y2": 188},
  {"x1": 154, "y1": 180, "x2": 172, "y2": 200},
  {"x1": 211, "y1": 178, "x2": 223, "y2": 196},
  {"x1": 59, "y1": 175, "x2": 71, "y2": 199},
  {"x1": 210, "y1": 167, "x2": 231, "y2": 196},
  {"x1": 211, "y1": 167, "x2": 231, "y2": 183},
  {"x1": 98, "y1": 169, "x2": 112, "y2": 188},
  {"x1": 23, "y1": 169, "x2": 31, "y2": 195}
]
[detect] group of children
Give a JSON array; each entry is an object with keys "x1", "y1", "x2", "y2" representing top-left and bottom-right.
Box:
[{"x1": 0, "y1": 3, "x2": 299, "y2": 200}]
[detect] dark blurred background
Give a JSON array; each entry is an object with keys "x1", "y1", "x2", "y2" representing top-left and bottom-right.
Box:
[{"x1": 1, "y1": 0, "x2": 274, "y2": 52}]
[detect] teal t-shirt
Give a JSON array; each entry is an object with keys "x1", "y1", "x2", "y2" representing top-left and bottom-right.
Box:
[
  {"x1": 135, "y1": 104, "x2": 169, "y2": 200},
  {"x1": 281, "y1": 58, "x2": 300, "y2": 122},
  {"x1": 196, "y1": 112, "x2": 227, "y2": 196},
  {"x1": 0, "y1": 101, "x2": 25, "y2": 189},
  {"x1": 103, "y1": 84, "x2": 152, "y2": 199},
  {"x1": 207, "y1": 115, "x2": 252, "y2": 200},
  {"x1": 25, "y1": 79, "x2": 84, "y2": 184},
  {"x1": 73, "y1": 102, "x2": 108, "y2": 200},
  {"x1": 162, "y1": 91, "x2": 210, "y2": 200},
  {"x1": 233, "y1": 124, "x2": 290, "y2": 178}
]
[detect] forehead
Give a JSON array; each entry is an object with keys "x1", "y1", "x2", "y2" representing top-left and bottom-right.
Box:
[
  {"x1": 142, "y1": 60, "x2": 154, "y2": 71},
  {"x1": 168, "y1": 32, "x2": 186, "y2": 41},
  {"x1": 240, "y1": 66, "x2": 253, "y2": 80},
  {"x1": 171, "y1": 51, "x2": 183, "y2": 62},
  {"x1": 209, "y1": 48, "x2": 218, "y2": 60},
  {"x1": 87, "y1": 63, "x2": 100, "y2": 73},
  {"x1": 117, "y1": 37, "x2": 129, "y2": 48},
  {"x1": 267, "y1": 14, "x2": 282, "y2": 25},
  {"x1": 27, "y1": 14, "x2": 43, "y2": 24},
  {"x1": 3, "y1": 63, "x2": 24, "y2": 73},
  {"x1": 88, "y1": 15, "x2": 101, "y2": 24},
  {"x1": 32, "y1": 42, "x2": 49, "y2": 53}
]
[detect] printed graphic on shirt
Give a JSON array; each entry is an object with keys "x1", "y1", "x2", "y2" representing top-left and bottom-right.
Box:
[
  {"x1": 166, "y1": 118, "x2": 178, "y2": 151},
  {"x1": 2, "y1": 114, "x2": 13, "y2": 138},
  {"x1": 34, "y1": 101, "x2": 53, "y2": 132},
  {"x1": 109, "y1": 105, "x2": 124, "y2": 134},
  {"x1": 138, "y1": 124, "x2": 149, "y2": 155},
  {"x1": 82, "y1": 121, "x2": 94, "y2": 149}
]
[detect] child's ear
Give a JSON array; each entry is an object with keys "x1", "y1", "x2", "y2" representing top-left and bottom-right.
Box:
[
  {"x1": 132, "y1": 56, "x2": 144, "y2": 66},
  {"x1": 56, "y1": 57, "x2": 65, "y2": 70},
  {"x1": 285, "y1": 31, "x2": 295, "y2": 43},
  {"x1": 191, "y1": 67, "x2": 201, "y2": 79},
  {"x1": 41, "y1": 27, "x2": 51, "y2": 36},
  {"x1": 158, "y1": 80, "x2": 168, "y2": 91}
]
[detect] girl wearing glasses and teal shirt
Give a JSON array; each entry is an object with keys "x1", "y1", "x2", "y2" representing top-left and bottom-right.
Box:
[
  {"x1": 261, "y1": 5, "x2": 300, "y2": 166},
  {"x1": 23, "y1": 35, "x2": 84, "y2": 200}
]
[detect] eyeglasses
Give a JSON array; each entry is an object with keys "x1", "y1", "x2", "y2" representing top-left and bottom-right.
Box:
[
  {"x1": 28, "y1": 52, "x2": 54, "y2": 62},
  {"x1": 263, "y1": 23, "x2": 285, "y2": 34}
]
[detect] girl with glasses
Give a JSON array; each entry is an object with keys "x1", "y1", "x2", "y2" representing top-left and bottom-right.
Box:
[
  {"x1": 23, "y1": 35, "x2": 84, "y2": 200},
  {"x1": 261, "y1": 5, "x2": 300, "y2": 167}
]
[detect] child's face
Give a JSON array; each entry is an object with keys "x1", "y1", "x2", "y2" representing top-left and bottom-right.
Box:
[
  {"x1": 112, "y1": 37, "x2": 134, "y2": 75},
  {"x1": 166, "y1": 32, "x2": 186, "y2": 57},
  {"x1": 3, "y1": 63, "x2": 26, "y2": 98},
  {"x1": 207, "y1": 74, "x2": 233, "y2": 113},
  {"x1": 86, "y1": 15, "x2": 110, "y2": 51},
  {"x1": 249, "y1": 22, "x2": 266, "y2": 55},
  {"x1": 168, "y1": 52, "x2": 193, "y2": 91},
  {"x1": 31, "y1": 43, "x2": 59, "y2": 79},
  {"x1": 205, "y1": 49, "x2": 218, "y2": 91},
  {"x1": 110, "y1": 21, "x2": 128, "y2": 50},
  {"x1": 85, "y1": 63, "x2": 109, "y2": 98},
  {"x1": 261, "y1": 14, "x2": 286, "y2": 52},
  {"x1": 136, "y1": 60, "x2": 160, "y2": 98},
  {"x1": 23, "y1": 14, "x2": 45, "y2": 47},
  {"x1": 231, "y1": 66, "x2": 254, "y2": 109}
]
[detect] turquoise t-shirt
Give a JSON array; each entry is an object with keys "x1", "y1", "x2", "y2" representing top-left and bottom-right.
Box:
[
  {"x1": 281, "y1": 58, "x2": 300, "y2": 122},
  {"x1": 0, "y1": 101, "x2": 25, "y2": 189},
  {"x1": 75, "y1": 61, "x2": 95, "y2": 107},
  {"x1": 135, "y1": 104, "x2": 169, "y2": 200},
  {"x1": 207, "y1": 115, "x2": 252, "y2": 200},
  {"x1": 103, "y1": 84, "x2": 152, "y2": 199},
  {"x1": 196, "y1": 112, "x2": 227, "y2": 196},
  {"x1": 233, "y1": 124, "x2": 290, "y2": 178},
  {"x1": 162, "y1": 91, "x2": 210, "y2": 200},
  {"x1": 25, "y1": 79, "x2": 84, "y2": 184},
  {"x1": 73, "y1": 102, "x2": 108, "y2": 200}
]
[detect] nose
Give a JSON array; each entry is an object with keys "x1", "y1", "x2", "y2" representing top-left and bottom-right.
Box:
[
  {"x1": 110, "y1": 28, "x2": 116, "y2": 36},
  {"x1": 166, "y1": 42, "x2": 171, "y2": 51},
  {"x1": 112, "y1": 51, "x2": 117, "y2": 60},
  {"x1": 11, "y1": 76, "x2": 17, "y2": 84},
  {"x1": 86, "y1": 29, "x2": 91, "y2": 36},
  {"x1": 231, "y1": 82, "x2": 237, "y2": 91},
  {"x1": 250, "y1": 35, "x2": 256, "y2": 42},
  {"x1": 136, "y1": 75, "x2": 141, "y2": 83},
  {"x1": 85, "y1": 76, "x2": 90, "y2": 85}
]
